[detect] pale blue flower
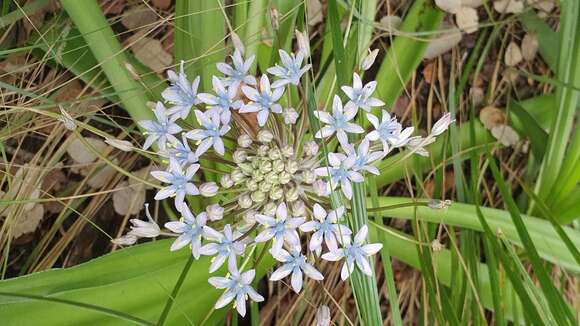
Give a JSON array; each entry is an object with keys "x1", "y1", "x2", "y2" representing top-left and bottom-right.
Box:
[
  {"x1": 341, "y1": 73, "x2": 384, "y2": 113},
  {"x1": 216, "y1": 49, "x2": 257, "y2": 91},
  {"x1": 150, "y1": 158, "x2": 199, "y2": 211},
  {"x1": 164, "y1": 205, "x2": 213, "y2": 258},
  {"x1": 299, "y1": 204, "x2": 351, "y2": 255},
  {"x1": 184, "y1": 110, "x2": 231, "y2": 156},
  {"x1": 366, "y1": 110, "x2": 409, "y2": 152},
  {"x1": 138, "y1": 102, "x2": 182, "y2": 151},
  {"x1": 267, "y1": 49, "x2": 311, "y2": 88},
  {"x1": 343, "y1": 138, "x2": 383, "y2": 175},
  {"x1": 162, "y1": 61, "x2": 201, "y2": 120},
  {"x1": 270, "y1": 248, "x2": 324, "y2": 293},
  {"x1": 201, "y1": 224, "x2": 246, "y2": 273},
  {"x1": 240, "y1": 75, "x2": 284, "y2": 126},
  {"x1": 209, "y1": 262, "x2": 264, "y2": 317},
  {"x1": 321, "y1": 225, "x2": 383, "y2": 280},
  {"x1": 314, "y1": 153, "x2": 363, "y2": 199},
  {"x1": 198, "y1": 76, "x2": 244, "y2": 125},
  {"x1": 254, "y1": 202, "x2": 305, "y2": 255},
  {"x1": 166, "y1": 135, "x2": 198, "y2": 167},
  {"x1": 314, "y1": 95, "x2": 364, "y2": 147}
]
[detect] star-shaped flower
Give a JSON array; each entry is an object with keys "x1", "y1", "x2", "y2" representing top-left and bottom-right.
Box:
[
  {"x1": 216, "y1": 49, "x2": 257, "y2": 91},
  {"x1": 201, "y1": 224, "x2": 246, "y2": 273},
  {"x1": 366, "y1": 110, "x2": 406, "y2": 152},
  {"x1": 185, "y1": 110, "x2": 231, "y2": 156},
  {"x1": 165, "y1": 135, "x2": 198, "y2": 167},
  {"x1": 209, "y1": 262, "x2": 264, "y2": 317},
  {"x1": 138, "y1": 102, "x2": 182, "y2": 151},
  {"x1": 198, "y1": 76, "x2": 244, "y2": 125},
  {"x1": 314, "y1": 153, "x2": 364, "y2": 199},
  {"x1": 321, "y1": 225, "x2": 382, "y2": 280},
  {"x1": 270, "y1": 248, "x2": 324, "y2": 293},
  {"x1": 314, "y1": 95, "x2": 364, "y2": 147},
  {"x1": 164, "y1": 205, "x2": 212, "y2": 258},
  {"x1": 254, "y1": 202, "x2": 305, "y2": 255},
  {"x1": 341, "y1": 73, "x2": 384, "y2": 112},
  {"x1": 240, "y1": 75, "x2": 284, "y2": 126},
  {"x1": 162, "y1": 61, "x2": 201, "y2": 120},
  {"x1": 150, "y1": 157, "x2": 199, "y2": 211},
  {"x1": 343, "y1": 138, "x2": 383, "y2": 175},
  {"x1": 267, "y1": 49, "x2": 311, "y2": 88},
  {"x1": 299, "y1": 204, "x2": 351, "y2": 255}
]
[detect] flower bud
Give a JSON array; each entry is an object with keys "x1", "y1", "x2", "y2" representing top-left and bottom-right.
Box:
[
  {"x1": 301, "y1": 170, "x2": 316, "y2": 184},
  {"x1": 269, "y1": 186, "x2": 284, "y2": 200},
  {"x1": 220, "y1": 174, "x2": 234, "y2": 188},
  {"x1": 266, "y1": 171, "x2": 280, "y2": 184},
  {"x1": 233, "y1": 149, "x2": 247, "y2": 163},
  {"x1": 252, "y1": 170, "x2": 264, "y2": 182},
  {"x1": 246, "y1": 179, "x2": 259, "y2": 191},
  {"x1": 295, "y1": 30, "x2": 310, "y2": 58},
  {"x1": 281, "y1": 145, "x2": 294, "y2": 157},
  {"x1": 285, "y1": 187, "x2": 299, "y2": 202},
  {"x1": 238, "y1": 194, "x2": 252, "y2": 208},
  {"x1": 238, "y1": 134, "x2": 252, "y2": 148},
  {"x1": 268, "y1": 149, "x2": 281, "y2": 160},
  {"x1": 105, "y1": 138, "x2": 133, "y2": 152},
  {"x1": 231, "y1": 169, "x2": 246, "y2": 184},
  {"x1": 263, "y1": 202, "x2": 277, "y2": 216},
  {"x1": 292, "y1": 200, "x2": 306, "y2": 216},
  {"x1": 244, "y1": 210, "x2": 257, "y2": 224},
  {"x1": 431, "y1": 112, "x2": 455, "y2": 136},
  {"x1": 259, "y1": 161, "x2": 272, "y2": 173},
  {"x1": 283, "y1": 107, "x2": 299, "y2": 124},
  {"x1": 111, "y1": 234, "x2": 137, "y2": 245},
  {"x1": 285, "y1": 160, "x2": 298, "y2": 174},
  {"x1": 360, "y1": 48, "x2": 379, "y2": 71},
  {"x1": 257, "y1": 145, "x2": 269, "y2": 156},
  {"x1": 251, "y1": 190, "x2": 266, "y2": 203},
  {"x1": 313, "y1": 180, "x2": 329, "y2": 196},
  {"x1": 304, "y1": 140, "x2": 319, "y2": 156},
  {"x1": 257, "y1": 130, "x2": 274, "y2": 142},
  {"x1": 200, "y1": 182, "x2": 219, "y2": 197},
  {"x1": 260, "y1": 181, "x2": 273, "y2": 192},
  {"x1": 206, "y1": 204, "x2": 224, "y2": 221},
  {"x1": 239, "y1": 163, "x2": 254, "y2": 175},
  {"x1": 278, "y1": 171, "x2": 291, "y2": 184},
  {"x1": 273, "y1": 160, "x2": 285, "y2": 173},
  {"x1": 127, "y1": 204, "x2": 160, "y2": 238}
]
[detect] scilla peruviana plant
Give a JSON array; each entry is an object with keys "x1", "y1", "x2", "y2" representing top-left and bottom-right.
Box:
[{"x1": 112, "y1": 35, "x2": 454, "y2": 317}]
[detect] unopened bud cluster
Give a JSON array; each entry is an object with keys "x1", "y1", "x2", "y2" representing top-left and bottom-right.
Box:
[{"x1": 221, "y1": 130, "x2": 321, "y2": 214}]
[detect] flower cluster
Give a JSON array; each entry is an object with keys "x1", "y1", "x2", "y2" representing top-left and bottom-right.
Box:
[{"x1": 114, "y1": 38, "x2": 454, "y2": 317}]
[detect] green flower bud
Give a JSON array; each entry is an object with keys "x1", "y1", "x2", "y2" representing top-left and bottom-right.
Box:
[
  {"x1": 231, "y1": 169, "x2": 246, "y2": 184},
  {"x1": 285, "y1": 160, "x2": 298, "y2": 174},
  {"x1": 251, "y1": 190, "x2": 266, "y2": 203},
  {"x1": 251, "y1": 170, "x2": 264, "y2": 182},
  {"x1": 246, "y1": 179, "x2": 258, "y2": 191},
  {"x1": 238, "y1": 194, "x2": 252, "y2": 208},
  {"x1": 257, "y1": 145, "x2": 269, "y2": 156},
  {"x1": 278, "y1": 171, "x2": 292, "y2": 184},
  {"x1": 268, "y1": 149, "x2": 281, "y2": 160},
  {"x1": 259, "y1": 161, "x2": 272, "y2": 173},
  {"x1": 273, "y1": 160, "x2": 285, "y2": 173},
  {"x1": 259, "y1": 181, "x2": 273, "y2": 192},
  {"x1": 263, "y1": 202, "x2": 277, "y2": 216},
  {"x1": 285, "y1": 187, "x2": 299, "y2": 202},
  {"x1": 301, "y1": 170, "x2": 316, "y2": 184},
  {"x1": 281, "y1": 145, "x2": 294, "y2": 158},
  {"x1": 266, "y1": 171, "x2": 279, "y2": 184},
  {"x1": 244, "y1": 210, "x2": 257, "y2": 224},
  {"x1": 233, "y1": 150, "x2": 247, "y2": 163},
  {"x1": 239, "y1": 163, "x2": 254, "y2": 175},
  {"x1": 220, "y1": 174, "x2": 234, "y2": 188},
  {"x1": 269, "y1": 186, "x2": 283, "y2": 200},
  {"x1": 257, "y1": 130, "x2": 274, "y2": 142},
  {"x1": 238, "y1": 134, "x2": 252, "y2": 148}
]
